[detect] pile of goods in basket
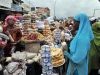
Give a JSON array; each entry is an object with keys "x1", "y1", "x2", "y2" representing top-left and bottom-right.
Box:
[
  {"x1": 21, "y1": 32, "x2": 38, "y2": 41},
  {"x1": 21, "y1": 25, "x2": 45, "y2": 42},
  {"x1": 43, "y1": 25, "x2": 52, "y2": 36},
  {"x1": 50, "y1": 48, "x2": 65, "y2": 67}
]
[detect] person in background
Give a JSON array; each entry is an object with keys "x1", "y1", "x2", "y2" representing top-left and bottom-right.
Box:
[
  {"x1": 90, "y1": 17, "x2": 97, "y2": 25},
  {"x1": 64, "y1": 13, "x2": 94, "y2": 75},
  {"x1": 89, "y1": 22, "x2": 100, "y2": 75},
  {"x1": 53, "y1": 22, "x2": 62, "y2": 47},
  {"x1": 64, "y1": 20, "x2": 69, "y2": 27},
  {"x1": 67, "y1": 17, "x2": 74, "y2": 26},
  {"x1": 64, "y1": 27, "x2": 72, "y2": 51},
  {"x1": 46, "y1": 16, "x2": 54, "y2": 24},
  {"x1": 0, "y1": 24, "x2": 9, "y2": 75},
  {"x1": 15, "y1": 15, "x2": 23, "y2": 23},
  {"x1": 44, "y1": 19, "x2": 49, "y2": 26},
  {"x1": 3, "y1": 15, "x2": 22, "y2": 57}
]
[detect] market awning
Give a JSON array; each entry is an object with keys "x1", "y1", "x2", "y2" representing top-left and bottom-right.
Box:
[
  {"x1": 11, "y1": 4, "x2": 22, "y2": 12},
  {"x1": 13, "y1": 0, "x2": 23, "y2": 4},
  {"x1": 0, "y1": 6, "x2": 11, "y2": 10}
]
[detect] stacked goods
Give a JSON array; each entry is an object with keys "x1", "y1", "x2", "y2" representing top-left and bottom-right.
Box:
[
  {"x1": 40, "y1": 45, "x2": 53, "y2": 75},
  {"x1": 43, "y1": 25, "x2": 53, "y2": 43},
  {"x1": 22, "y1": 21, "x2": 39, "y2": 42},
  {"x1": 23, "y1": 14, "x2": 31, "y2": 23},
  {"x1": 26, "y1": 32, "x2": 38, "y2": 41},
  {"x1": 21, "y1": 31, "x2": 38, "y2": 42},
  {"x1": 53, "y1": 22, "x2": 62, "y2": 45},
  {"x1": 22, "y1": 24, "x2": 29, "y2": 35},
  {"x1": 51, "y1": 48, "x2": 65, "y2": 67},
  {"x1": 31, "y1": 23, "x2": 37, "y2": 30},
  {"x1": 53, "y1": 29, "x2": 62, "y2": 44},
  {"x1": 22, "y1": 32, "x2": 46, "y2": 42},
  {"x1": 37, "y1": 33, "x2": 45, "y2": 41},
  {"x1": 43, "y1": 25, "x2": 52, "y2": 36},
  {"x1": 44, "y1": 35, "x2": 53, "y2": 44},
  {"x1": 21, "y1": 24, "x2": 35, "y2": 42}
]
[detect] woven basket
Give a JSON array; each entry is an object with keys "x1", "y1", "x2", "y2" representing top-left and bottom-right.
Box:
[{"x1": 25, "y1": 42, "x2": 40, "y2": 53}]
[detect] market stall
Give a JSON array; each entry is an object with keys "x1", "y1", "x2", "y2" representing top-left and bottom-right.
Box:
[{"x1": 0, "y1": 9, "x2": 74, "y2": 75}]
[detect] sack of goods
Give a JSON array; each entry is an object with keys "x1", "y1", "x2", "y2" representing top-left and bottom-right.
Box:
[{"x1": 50, "y1": 48, "x2": 65, "y2": 67}]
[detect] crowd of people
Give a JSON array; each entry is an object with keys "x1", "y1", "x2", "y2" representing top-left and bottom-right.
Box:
[{"x1": 0, "y1": 12, "x2": 100, "y2": 75}]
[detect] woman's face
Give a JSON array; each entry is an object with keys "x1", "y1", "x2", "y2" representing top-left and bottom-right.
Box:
[
  {"x1": 7, "y1": 18, "x2": 15, "y2": 26},
  {"x1": 70, "y1": 19, "x2": 80, "y2": 36},
  {"x1": 44, "y1": 20, "x2": 49, "y2": 25},
  {"x1": 73, "y1": 19, "x2": 80, "y2": 31}
]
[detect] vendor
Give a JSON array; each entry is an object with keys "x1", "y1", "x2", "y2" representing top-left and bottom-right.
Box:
[{"x1": 3, "y1": 15, "x2": 22, "y2": 57}]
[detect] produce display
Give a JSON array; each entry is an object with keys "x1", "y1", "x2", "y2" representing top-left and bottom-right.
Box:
[
  {"x1": 27, "y1": 32, "x2": 38, "y2": 40},
  {"x1": 44, "y1": 35, "x2": 53, "y2": 44},
  {"x1": 43, "y1": 25, "x2": 52, "y2": 36},
  {"x1": 0, "y1": 9, "x2": 73, "y2": 75},
  {"x1": 22, "y1": 32, "x2": 46, "y2": 42},
  {"x1": 37, "y1": 33, "x2": 45, "y2": 41}
]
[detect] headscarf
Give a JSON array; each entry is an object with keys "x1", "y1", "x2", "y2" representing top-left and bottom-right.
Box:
[
  {"x1": 92, "y1": 22, "x2": 100, "y2": 46},
  {"x1": 3, "y1": 15, "x2": 17, "y2": 32},
  {"x1": 69, "y1": 13, "x2": 94, "y2": 63},
  {"x1": 15, "y1": 15, "x2": 23, "y2": 22},
  {"x1": 4, "y1": 15, "x2": 17, "y2": 27}
]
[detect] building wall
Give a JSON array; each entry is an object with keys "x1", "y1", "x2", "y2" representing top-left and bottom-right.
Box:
[{"x1": 23, "y1": 0, "x2": 100, "y2": 18}]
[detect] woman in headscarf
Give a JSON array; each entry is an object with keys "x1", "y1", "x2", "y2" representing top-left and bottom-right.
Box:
[
  {"x1": 3, "y1": 15, "x2": 17, "y2": 32},
  {"x1": 64, "y1": 13, "x2": 94, "y2": 75},
  {"x1": 89, "y1": 22, "x2": 100, "y2": 75},
  {"x1": 3, "y1": 15, "x2": 22, "y2": 57}
]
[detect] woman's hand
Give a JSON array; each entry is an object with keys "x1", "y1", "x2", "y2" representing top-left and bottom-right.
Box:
[
  {"x1": 64, "y1": 51, "x2": 69, "y2": 56},
  {"x1": 6, "y1": 30, "x2": 10, "y2": 35},
  {"x1": 64, "y1": 51, "x2": 71, "y2": 59},
  {"x1": 6, "y1": 31, "x2": 14, "y2": 42}
]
